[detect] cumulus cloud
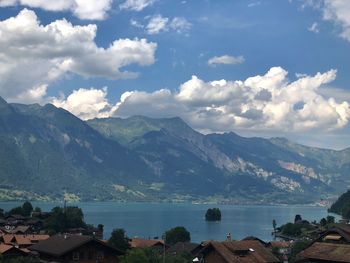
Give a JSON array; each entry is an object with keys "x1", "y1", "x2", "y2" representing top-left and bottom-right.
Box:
[
  {"x1": 52, "y1": 87, "x2": 117, "y2": 120},
  {"x1": 120, "y1": 0, "x2": 156, "y2": 11},
  {"x1": 301, "y1": 0, "x2": 350, "y2": 41},
  {"x1": 56, "y1": 67, "x2": 350, "y2": 133},
  {"x1": 208, "y1": 55, "x2": 245, "y2": 66},
  {"x1": 132, "y1": 15, "x2": 191, "y2": 35},
  {"x1": 146, "y1": 15, "x2": 169, "y2": 34},
  {"x1": 322, "y1": 0, "x2": 350, "y2": 41},
  {"x1": 0, "y1": 9, "x2": 157, "y2": 103},
  {"x1": 0, "y1": 0, "x2": 112, "y2": 20}
]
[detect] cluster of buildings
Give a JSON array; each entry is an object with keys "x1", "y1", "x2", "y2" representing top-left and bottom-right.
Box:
[{"x1": 1, "y1": 211, "x2": 350, "y2": 262}]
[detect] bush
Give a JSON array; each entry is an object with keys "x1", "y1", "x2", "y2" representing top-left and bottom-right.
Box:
[
  {"x1": 164, "y1": 226, "x2": 190, "y2": 245},
  {"x1": 108, "y1": 228, "x2": 130, "y2": 252}
]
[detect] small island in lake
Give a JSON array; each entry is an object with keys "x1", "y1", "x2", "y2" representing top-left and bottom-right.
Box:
[{"x1": 205, "y1": 208, "x2": 221, "y2": 221}]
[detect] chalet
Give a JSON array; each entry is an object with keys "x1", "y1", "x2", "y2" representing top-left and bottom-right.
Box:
[
  {"x1": 197, "y1": 240, "x2": 280, "y2": 263},
  {"x1": 0, "y1": 243, "x2": 28, "y2": 258},
  {"x1": 0, "y1": 234, "x2": 49, "y2": 248},
  {"x1": 129, "y1": 238, "x2": 165, "y2": 253},
  {"x1": 295, "y1": 242, "x2": 350, "y2": 263},
  {"x1": 29, "y1": 234, "x2": 124, "y2": 263},
  {"x1": 166, "y1": 242, "x2": 202, "y2": 256},
  {"x1": 313, "y1": 224, "x2": 350, "y2": 244}
]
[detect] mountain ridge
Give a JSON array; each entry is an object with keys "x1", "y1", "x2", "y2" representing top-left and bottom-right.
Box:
[{"x1": 0, "y1": 97, "x2": 349, "y2": 203}]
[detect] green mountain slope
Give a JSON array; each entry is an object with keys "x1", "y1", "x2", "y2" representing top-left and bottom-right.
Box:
[{"x1": 0, "y1": 97, "x2": 349, "y2": 203}]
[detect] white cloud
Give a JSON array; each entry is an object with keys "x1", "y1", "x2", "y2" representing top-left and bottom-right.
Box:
[
  {"x1": 146, "y1": 15, "x2": 169, "y2": 34},
  {"x1": 120, "y1": 0, "x2": 156, "y2": 11},
  {"x1": 133, "y1": 15, "x2": 191, "y2": 35},
  {"x1": 169, "y1": 17, "x2": 192, "y2": 34},
  {"x1": 52, "y1": 87, "x2": 117, "y2": 120},
  {"x1": 0, "y1": 0, "x2": 112, "y2": 20},
  {"x1": 322, "y1": 0, "x2": 350, "y2": 41},
  {"x1": 301, "y1": 0, "x2": 350, "y2": 42},
  {"x1": 0, "y1": 9, "x2": 157, "y2": 103},
  {"x1": 54, "y1": 67, "x2": 350, "y2": 134},
  {"x1": 208, "y1": 55, "x2": 245, "y2": 66},
  {"x1": 111, "y1": 67, "x2": 350, "y2": 132},
  {"x1": 308, "y1": 22, "x2": 320, "y2": 33}
]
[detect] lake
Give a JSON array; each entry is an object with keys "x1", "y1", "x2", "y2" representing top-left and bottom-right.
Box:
[{"x1": 0, "y1": 202, "x2": 339, "y2": 242}]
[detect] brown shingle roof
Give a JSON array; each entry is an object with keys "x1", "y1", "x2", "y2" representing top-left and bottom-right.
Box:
[
  {"x1": 29, "y1": 234, "x2": 124, "y2": 257},
  {"x1": 298, "y1": 242, "x2": 350, "y2": 262},
  {"x1": 203, "y1": 240, "x2": 279, "y2": 263},
  {"x1": 130, "y1": 238, "x2": 164, "y2": 248}
]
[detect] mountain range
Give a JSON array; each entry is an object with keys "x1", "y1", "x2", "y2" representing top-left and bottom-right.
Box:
[{"x1": 0, "y1": 96, "x2": 349, "y2": 203}]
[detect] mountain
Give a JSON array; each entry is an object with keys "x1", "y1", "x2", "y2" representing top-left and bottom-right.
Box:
[
  {"x1": 88, "y1": 116, "x2": 350, "y2": 203},
  {"x1": 0, "y1": 96, "x2": 349, "y2": 203},
  {"x1": 0, "y1": 99, "x2": 156, "y2": 201}
]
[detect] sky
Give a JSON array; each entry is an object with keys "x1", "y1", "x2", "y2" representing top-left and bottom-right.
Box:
[{"x1": 0, "y1": 0, "x2": 349, "y2": 150}]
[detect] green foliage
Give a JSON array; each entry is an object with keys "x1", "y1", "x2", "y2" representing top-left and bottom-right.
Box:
[
  {"x1": 0, "y1": 208, "x2": 4, "y2": 218},
  {"x1": 164, "y1": 226, "x2": 190, "y2": 245},
  {"x1": 329, "y1": 190, "x2": 350, "y2": 219},
  {"x1": 289, "y1": 240, "x2": 311, "y2": 263},
  {"x1": 294, "y1": 214, "x2": 302, "y2": 223},
  {"x1": 120, "y1": 248, "x2": 191, "y2": 263},
  {"x1": 108, "y1": 228, "x2": 131, "y2": 252},
  {"x1": 326, "y1": 215, "x2": 335, "y2": 224},
  {"x1": 205, "y1": 208, "x2": 221, "y2": 221},
  {"x1": 320, "y1": 218, "x2": 327, "y2": 226},
  {"x1": 22, "y1": 201, "x2": 33, "y2": 216},
  {"x1": 44, "y1": 206, "x2": 86, "y2": 234},
  {"x1": 281, "y1": 223, "x2": 302, "y2": 236},
  {"x1": 7, "y1": 206, "x2": 24, "y2": 216},
  {"x1": 33, "y1": 207, "x2": 41, "y2": 213}
]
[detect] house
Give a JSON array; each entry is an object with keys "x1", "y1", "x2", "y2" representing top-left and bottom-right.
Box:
[
  {"x1": 0, "y1": 234, "x2": 50, "y2": 248},
  {"x1": 197, "y1": 240, "x2": 280, "y2": 263},
  {"x1": 242, "y1": 236, "x2": 268, "y2": 246},
  {"x1": 295, "y1": 242, "x2": 350, "y2": 263},
  {"x1": 0, "y1": 243, "x2": 28, "y2": 258},
  {"x1": 29, "y1": 234, "x2": 124, "y2": 262},
  {"x1": 313, "y1": 224, "x2": 350, "y2": 244},
  {"x1": 166, "y1": 242, "x2": 202, "y2": 256},
  {"x1": 129, "y1": 238, "x2": 165, "y2": 253}
]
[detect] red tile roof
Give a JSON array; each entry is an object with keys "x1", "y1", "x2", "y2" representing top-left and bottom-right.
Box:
[{"x1": 130, "y1": 238, "x2": 164, "y2": 248}]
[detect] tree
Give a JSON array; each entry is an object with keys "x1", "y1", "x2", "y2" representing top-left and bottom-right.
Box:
[
  {"x1": 22, "y1": 201, "x2": 33, "y2": 217},
  {"x1": 320, "y1": 218, "x2": 327, "y2": 226},
  {"x1": 44, "y1": 206, "x2": 86, "y2": 234},
  {"x1": 205, "y1": 208, "x2": 221, "y2": 221},
  {"x1": 272, "y1": 219, "x2": 277, "y2": 233},
  {"x1": 326, "y1": 215, "x2": 335, "y2": 224},
  {"x1": 34, "y1": 207, "x2": 42, "y2": 213},
  {"x1": 7, "y1": 206, "x2": 24, "y2": 216},
  {"x1": 108, "y1": 228, "x2": 130, "y2": 252},
  {"x1": 164, "y1": 226, "x2": 190, "y2": 245},
  {"x1": 0, "y1": 208, "x2": 4, "y2": 218},
  {"x1": 294, "y1": 214, "x2": 302, "y2": 223}
]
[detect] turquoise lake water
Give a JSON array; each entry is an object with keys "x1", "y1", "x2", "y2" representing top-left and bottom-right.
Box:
[{"x1": 0, "y1": 202, "x2": 338, "y2": 242}]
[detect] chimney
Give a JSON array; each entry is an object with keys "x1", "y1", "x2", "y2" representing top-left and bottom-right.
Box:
[{"x1": 226, "y1": 233, "x2": 232, "y2": 241}]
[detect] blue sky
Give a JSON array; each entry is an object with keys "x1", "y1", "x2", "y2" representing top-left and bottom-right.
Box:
[{"x1": 0, "y1": 0, "x2": 350, "y2": 149}]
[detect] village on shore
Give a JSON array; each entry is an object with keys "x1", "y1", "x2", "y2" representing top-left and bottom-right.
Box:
[{"x1": 0, "y1": 201, "x2": 349, "y2": 263}]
